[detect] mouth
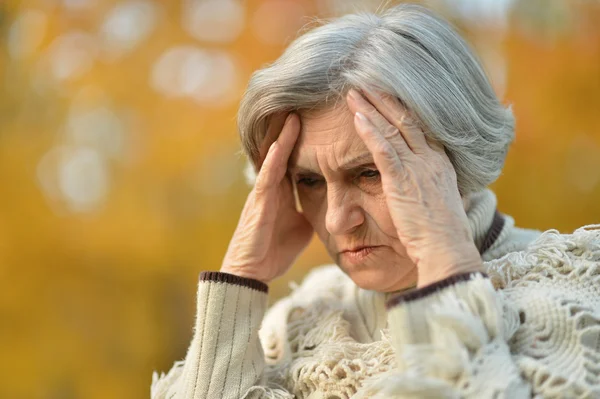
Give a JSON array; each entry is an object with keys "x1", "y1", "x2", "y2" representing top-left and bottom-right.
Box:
[{"x1": 339, "y1": 246, "x2": 382, "y2": 264}]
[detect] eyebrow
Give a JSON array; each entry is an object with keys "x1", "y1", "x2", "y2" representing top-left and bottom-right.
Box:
[{"x1": 289, "y1": 152, "x2": 375, "y2": 174}]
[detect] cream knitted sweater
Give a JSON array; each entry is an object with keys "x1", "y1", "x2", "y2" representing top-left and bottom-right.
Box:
[{"x1": 151, "y1": 188, "x2": 600, "y2": 399}]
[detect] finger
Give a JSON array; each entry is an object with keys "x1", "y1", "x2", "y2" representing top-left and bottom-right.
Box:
[
  {"x1": 254, "y1": 140, "x2": 282, "y2": 193},
  {"x1": 258, "y1": 112, "x2": 288, "y2": 168},
  {"x1": 354, "y1": 111, "x2": 404, "y2": 180},
  {"x1": 276, "y1": 113, "x2": 301, "y2": 166},
  {"x1": 346, "y1": 89, "x2": 412, "y2": 158},
  {"x1": 255, "y1": 114, "x2": 300, "y2": 192},
  {"x1": 424, "y1": 135, "x2": 446, "y2": 154},
  {"x1": 362, "y1": 88, "x2": 430, "y2": 153}
]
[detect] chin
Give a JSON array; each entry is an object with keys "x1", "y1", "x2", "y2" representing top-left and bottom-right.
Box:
[
  {"x1": 336, "y1": 255, "x2": 417, "y2": 292},
  {"x1": 337, "y1": 260, "x2": 393, "y2": 291},
  {"x1": 346, "y1": 268, "x2": 396, "y2": 291}
]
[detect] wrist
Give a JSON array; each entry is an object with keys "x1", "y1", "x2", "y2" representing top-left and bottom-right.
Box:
[
  {"x1": 219, "y1": 266, "x2": 270, "y2": 285},
  {"x1": 416, "y1": 243, "x2": 483, "y2": 288}
]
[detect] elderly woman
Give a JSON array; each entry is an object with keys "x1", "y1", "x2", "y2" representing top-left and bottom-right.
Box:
[{"x1": 151, "y1": 4, "x2": 600, "y2": 399}]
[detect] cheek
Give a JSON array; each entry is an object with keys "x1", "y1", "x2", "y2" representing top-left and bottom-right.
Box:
[
  {"x1": 364, "y1": 195, "x2": 398, "y2": 238},
  {"x1": 297, "y1": 190, "x2": 326, "y2": 229}
]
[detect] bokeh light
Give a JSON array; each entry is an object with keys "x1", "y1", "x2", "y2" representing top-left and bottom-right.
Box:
[
  {"x1": 151, "y1": 46, "x2": 240, "y2": 105},
  {"x1": 182, "y1": 0, "x2": 245, "y2": 43},
  {"x1": 99, "y1": 1, "x2": 160, "y2": 62}
]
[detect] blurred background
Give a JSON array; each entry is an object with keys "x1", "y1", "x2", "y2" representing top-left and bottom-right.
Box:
[{"x1": 1, "y1": 0, "x2": 599, "y2": 397}]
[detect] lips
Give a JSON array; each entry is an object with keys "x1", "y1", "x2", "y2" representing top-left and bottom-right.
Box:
[
  {"x1": 339, "y1": 245, "x2": 381, "y2": 264},
  {"x1": 341, "y1": 245, "x2": 380, "y2": 253}
]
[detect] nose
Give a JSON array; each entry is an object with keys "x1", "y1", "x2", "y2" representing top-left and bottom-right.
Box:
[{"x1": 325, "y1": 186, "x2": 364, "y2": 235}]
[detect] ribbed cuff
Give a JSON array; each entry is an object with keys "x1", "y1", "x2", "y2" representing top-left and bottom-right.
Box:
[
  {"x1": 180, "y1": 272, "x2": 269, "y2": 398},
  {"x1": 199, "y1": 270, "x2": 269, "y2": 294},
  {"x1": 385, "y1": 271, "x2": 488, "y2": 310}
]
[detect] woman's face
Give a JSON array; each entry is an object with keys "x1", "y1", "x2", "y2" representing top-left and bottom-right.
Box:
[{"x1": 288, "y1": 103, "x2": 419, "y2": 293}]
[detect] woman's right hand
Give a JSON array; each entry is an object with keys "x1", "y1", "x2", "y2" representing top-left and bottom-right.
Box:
[{"x1": 220, "y1": 113, "x2": 313, "y2": 284}]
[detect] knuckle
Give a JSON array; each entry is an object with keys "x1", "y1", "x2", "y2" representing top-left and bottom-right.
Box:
[
  {"x1": 381, "y1": 94, "x2": 402, "y2": 112},
  {"x1": 362, "y1": 101, "x2": 375, "y2": 112},
  {"x1": 254, "y1": 173, "x2": 272, "y2": 195},
  {"x1": 383, "y1": 125, "x2": 399, "y2": 139},
  {"x1": 391, "y1": 137, "x2": 411, "y2": 154},
  {"x1": 400, "y1": 114, "x2": 417, "y2": 129},
  {"x1": 393, "y1": 116, "x2": 405, "y2": 128},
  {"x1": 253, "y1": 183, "x2": 267, "y2": 197},
  {"x1": 374, "y1": 141, "x2": 396, "y2": 161},
  {"x1": 381, "y1": 93, "x2": 396, "y2": 105},
  {"x1": 365, "y1": 108, "x2": 380, "y2": 119}
]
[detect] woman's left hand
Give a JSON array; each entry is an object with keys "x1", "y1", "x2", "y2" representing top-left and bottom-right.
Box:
[{"x1": 346, "y1": 88, "x2": 484, "y2": 288}]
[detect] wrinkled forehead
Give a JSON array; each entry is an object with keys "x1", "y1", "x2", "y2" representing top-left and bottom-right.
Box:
[{"x1": 289, "y1": 104, "x2": 369, "y2": 169}]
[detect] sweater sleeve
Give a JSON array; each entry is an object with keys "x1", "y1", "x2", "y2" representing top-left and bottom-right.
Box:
[
  {"x1": 150, "y1": 271, "x2": 294, "y2": 399},
  {"x1": 359, "y1": 272, "x2": 532, "y2": 398}
]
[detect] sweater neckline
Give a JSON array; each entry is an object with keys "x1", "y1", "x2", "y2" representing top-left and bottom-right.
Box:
[
  {"x1": 478, "y1": 209, "x2": 505, "y2": 255},
  {"x1": 465, "y1": 188, "x2": 503, "y2": 255}
]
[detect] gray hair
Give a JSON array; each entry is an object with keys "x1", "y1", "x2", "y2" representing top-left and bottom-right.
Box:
[{"x1": 237, "y1": 3, "x2": 514, "y2": 196}]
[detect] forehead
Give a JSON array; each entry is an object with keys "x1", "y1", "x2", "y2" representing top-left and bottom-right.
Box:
[{"x1": 289, "y1": 104, "x2": 368, "y2": 167}]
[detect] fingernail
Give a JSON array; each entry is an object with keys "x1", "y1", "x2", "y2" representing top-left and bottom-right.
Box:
[
  {"x1": 285, "y1": 113, "x2": 294, "y2": 124},
  {"x1": 355, "y1": 112, "x2": 367, "y2": 123},
  {"x1": 348, "y1": 89, "x2": 360, "y2": 100}
]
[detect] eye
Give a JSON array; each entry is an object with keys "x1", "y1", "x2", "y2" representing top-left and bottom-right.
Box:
[
  {"x1": 359, "y1": 169, "x2": 380, "y2": 179},
  {"x1": 296, "y1": 176, "x2": 323, "y2": 187}
]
